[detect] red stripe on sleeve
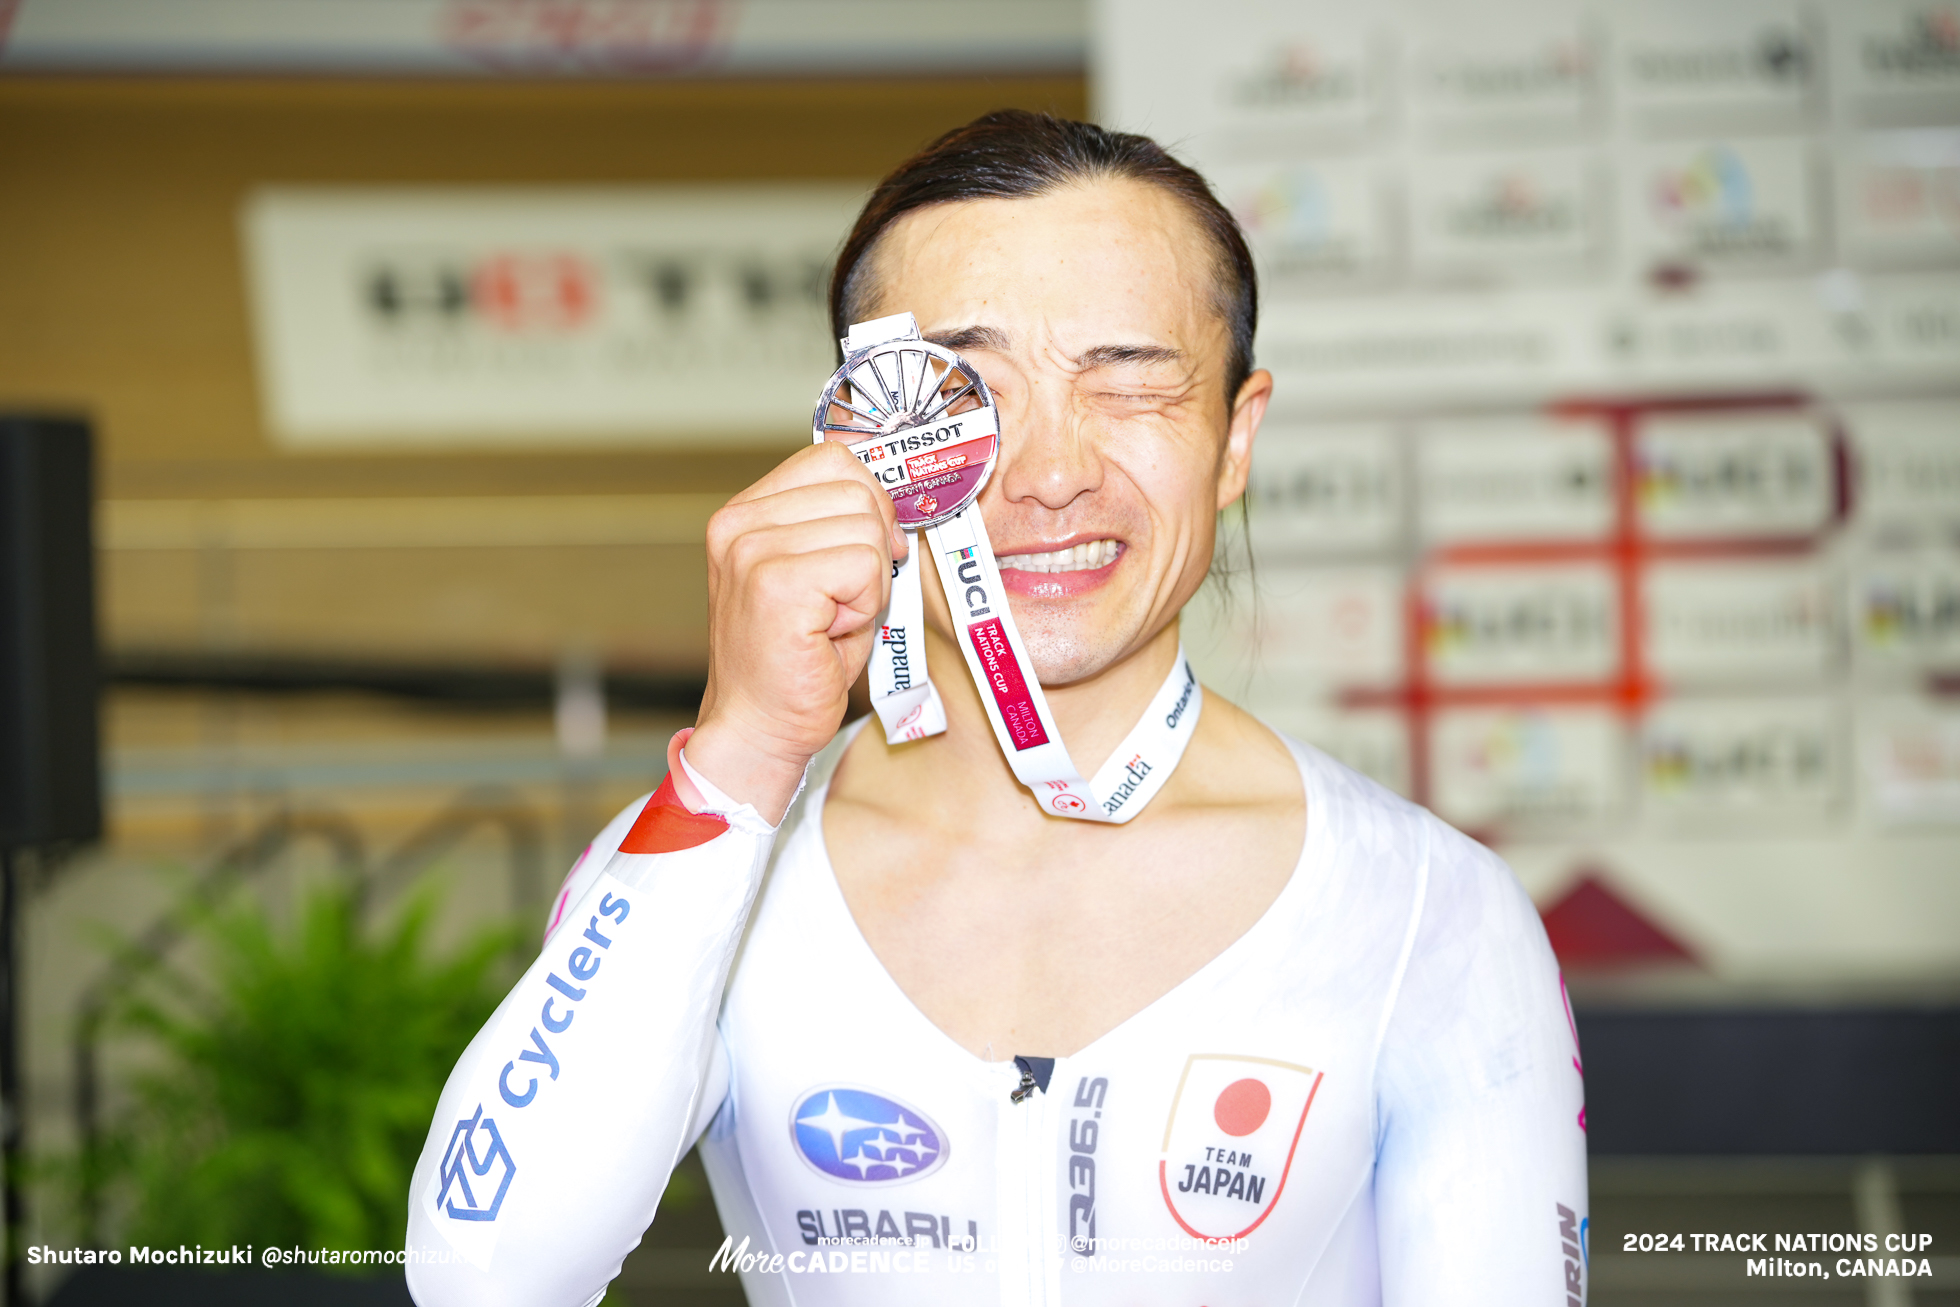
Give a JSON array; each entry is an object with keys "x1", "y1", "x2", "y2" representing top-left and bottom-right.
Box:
[{"x1": 617, "y1": 774, "x2": 729, "y2": 854}]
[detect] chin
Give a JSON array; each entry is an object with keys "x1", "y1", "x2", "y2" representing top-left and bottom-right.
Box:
[{"x1": 1017, "y1": 620, "x2": 1132, "y2": 688}]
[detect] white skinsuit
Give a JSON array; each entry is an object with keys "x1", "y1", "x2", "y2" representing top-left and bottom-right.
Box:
[{"x1": 405, "y1": 725, "x2": 1591, "y2": 1307}]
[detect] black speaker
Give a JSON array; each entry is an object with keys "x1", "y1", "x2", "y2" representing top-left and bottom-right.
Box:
[{"x1": 0, "y1": 416, "x2": 101, "y2": 849}]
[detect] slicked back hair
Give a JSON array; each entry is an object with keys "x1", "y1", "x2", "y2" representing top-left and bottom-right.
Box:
[{"x1": 830, "y1": 110, "x2": 1259, "y2": 409}]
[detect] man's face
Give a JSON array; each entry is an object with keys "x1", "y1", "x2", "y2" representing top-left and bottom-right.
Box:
[{"x1": 865, "y1": 177, "x2": 1268, "y2": 686}]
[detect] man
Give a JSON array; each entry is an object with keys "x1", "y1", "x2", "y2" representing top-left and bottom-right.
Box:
[{"x1": 406, "y1": 111, "x2": 1589, "y2": 1307}]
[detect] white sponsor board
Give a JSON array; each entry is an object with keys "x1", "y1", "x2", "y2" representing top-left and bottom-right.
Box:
[
  {"x1": 1635, "y1": 413, "x2": 1836, "y2": 538},
  {"x1": 1836, "y1": 1, "x2": 1960, "y2": 106},
  {"x1": 1837, "y1": 130, "x2": 1960, "y2": 268},
  {"x1": 1211, "y1": 160, "x2": 1393, "y2": 283},
  {"x1": 1409, "y1": 150, "x2": 1600, "y2": 274},
  {"x1": 1244, "y1": 425, "x2": 1403, "y2": 554},
  {"x1": 241, "y1": 186, "x2": 865, "y2": 447},
  {"x1": 1431, "y1": 705, "x2": 1625, "y2": 828},
  {"x1": 1096, "y1": 11, "x2": 1383, "y2": 157},
  {"x1": 1849, "y1": 549, "x2": 1960, "y2": 673},
  {"x1": 1417, "y1": 417, "x2": 1614, "y2": 543},
  {"x1": 1645, "y1": 560, "x2": 1836, "y2": 685},
  {"x1": 1846, "y1": 400, "x2": 1960, "y2": 529},
  {"x1": 1615, "y1": 0, "x2": 1814, "y2": 117},
  {"x1": 1861, "y1": 697, "x2": 1960, "y2": 823},
  {"x1": 1639, "y1": 695, "x2": 1842, "y2": 819},
  {"x1": 1626, "y1": 138, "x2": 1818, "y2": 270},
  {"x1": 1251, "y1": 274, "x2": 1960, "y2": 410},
  {"x1": 1423, "y1": 563, "x2": 1620, "y2": 685},
  {"x1": 1410, "y1": 17, "x2": 1598, "y2": 134},
  {"x1": 1242, "y1": 565, "x2": 1406, "y2": 688}
]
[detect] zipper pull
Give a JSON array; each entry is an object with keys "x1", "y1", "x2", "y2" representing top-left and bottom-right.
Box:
[{"x1": 1009, "y1": 1055, "x2": 1053, "y2": 1105}]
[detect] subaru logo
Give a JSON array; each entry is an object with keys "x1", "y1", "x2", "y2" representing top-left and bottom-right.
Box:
[
  {"x1": 437, "y1": 1105, "x2": 516, "y2": 1222},
  {"x1": 790, "y1": 1086, "x2": 946, "y2": 1184}
]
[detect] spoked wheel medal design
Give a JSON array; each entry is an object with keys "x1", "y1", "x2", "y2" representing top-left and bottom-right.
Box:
[{"x1": 812, "y1": 330, "x2": 1000, "y2": 531}]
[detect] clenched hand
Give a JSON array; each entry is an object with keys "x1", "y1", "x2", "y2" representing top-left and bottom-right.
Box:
[{"x1": 685, "y1": 442, "x2": 907, "y2": 823}]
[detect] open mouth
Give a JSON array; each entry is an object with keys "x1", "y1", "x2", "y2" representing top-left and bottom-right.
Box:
[{"x1": 995, "y1": 539, "x2": 1121, "y2": 574}]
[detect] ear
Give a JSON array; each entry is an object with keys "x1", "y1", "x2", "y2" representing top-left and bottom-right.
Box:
[{"x1": 1216, "y1": 368, "x2": 1273, "y2": 512}]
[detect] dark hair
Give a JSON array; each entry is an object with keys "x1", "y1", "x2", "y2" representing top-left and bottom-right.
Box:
[{"x1": 830, "y1": 110, "x2": 1259, "y2": 407}]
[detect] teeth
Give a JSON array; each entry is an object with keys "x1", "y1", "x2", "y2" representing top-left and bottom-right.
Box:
[{"x1": 996, "y1": 539, "x2": 1120, "y2": 574}]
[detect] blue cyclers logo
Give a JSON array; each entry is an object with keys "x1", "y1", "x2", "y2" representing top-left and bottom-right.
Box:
[
  {"x1": 790, "y1": 1086, "x2": 946, "y2": 1184},
  {"x1": 437, "y1": 1105, "x2": 516, "y2": 1221}
]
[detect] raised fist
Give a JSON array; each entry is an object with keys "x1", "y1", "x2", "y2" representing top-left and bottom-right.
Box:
[{"x1": 685, "y1": 441, "x2": 905, "y2": 822}]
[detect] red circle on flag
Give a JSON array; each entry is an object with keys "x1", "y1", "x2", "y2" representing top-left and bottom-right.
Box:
[{"x1": 1213, "y1": 1078, "x2": 1271, "y2": 1136}]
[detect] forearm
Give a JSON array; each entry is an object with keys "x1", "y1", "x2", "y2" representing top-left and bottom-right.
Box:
[{"x1": 404, "y1": 789, "x2": 777, "y2": 1307}]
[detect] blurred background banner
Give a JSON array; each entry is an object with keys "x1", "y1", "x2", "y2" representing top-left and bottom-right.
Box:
[
  {"x1": 0, "y1": 0, "x2": 1085, "y2": 76},
  {"x1": 243, "y1": 186, "x2": 864, "y2": 446},
  {"x1": 1100, "y1": 0, "x2": 1960, "y2": 995}
]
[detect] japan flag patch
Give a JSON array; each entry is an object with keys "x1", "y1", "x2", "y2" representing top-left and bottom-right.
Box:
[{"x1": 1158, "y1": 1054, "x2": 1323, "y2": 1241}]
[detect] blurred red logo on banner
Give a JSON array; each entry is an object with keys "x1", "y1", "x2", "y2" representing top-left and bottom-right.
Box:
[
  {"x1": 471, "y1": 252, "x2": 598, "y2": 332},
  {"x1": 440, "y1": 0, "x2": 729, "y2": 72}
]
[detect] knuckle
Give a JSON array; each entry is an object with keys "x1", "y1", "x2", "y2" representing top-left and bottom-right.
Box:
[
  {"x1": 848, "y1": 480, "x2": 888, "y2": 519},
  {"x1": 745, "y1": 555, "x2": 785, "y2": 597},
  {"x1": 803, "y1": 442, "x2": 855, "y2": 481},
  {"x1": 755, "y1": 556, "x2": 807, "y2": 603},
  {"x1": 725, "y1": 529, "x2": 769, "y2": 572},
  {"x1": 705, "y1": 504, "x2": 745, "y2": 551}
]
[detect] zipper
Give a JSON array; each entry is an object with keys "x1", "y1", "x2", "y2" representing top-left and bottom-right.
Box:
[{"x1": 993, "y1": 1060, "x2": 1060, "y2": 1306}]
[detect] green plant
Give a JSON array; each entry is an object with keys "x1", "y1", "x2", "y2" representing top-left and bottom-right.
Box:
[{"x1": 97, "y1": 878, "x2": 521, "y2": 1262}]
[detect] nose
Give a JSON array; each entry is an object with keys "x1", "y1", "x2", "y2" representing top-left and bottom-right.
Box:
[{"x1": 991, "y1": 380, "x2": 1103, "y2": 513}]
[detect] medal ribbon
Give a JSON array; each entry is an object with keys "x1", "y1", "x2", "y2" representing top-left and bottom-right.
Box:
[
  {"x1": 924, "y1": 509, "x2": 1201, "y2": 823},
  {"x1": 867, "y1": 533, "x2": 1201, "y2": 823}
]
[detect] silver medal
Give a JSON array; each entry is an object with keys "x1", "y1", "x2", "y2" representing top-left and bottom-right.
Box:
[{"x1": 812, "y1": 320, "x2": 1000, "y2": 531}]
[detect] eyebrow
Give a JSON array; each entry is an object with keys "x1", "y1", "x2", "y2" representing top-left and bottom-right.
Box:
[
  {"x1": 924, "y1": 327, "x2": 1184, "y2": 371},
  {"x1": 924, "y1": 326, "x2": 1011, "y2": 352},
  {"x1": 1076, "y1": 343, "x2": 1184, "y2": 369}
]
